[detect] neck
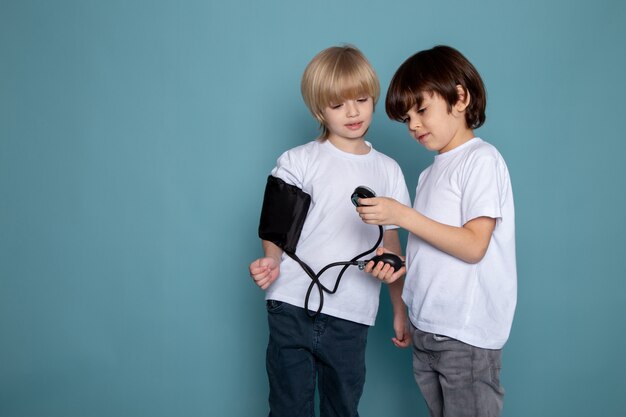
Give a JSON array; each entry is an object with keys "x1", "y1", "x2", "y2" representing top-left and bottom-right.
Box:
[
  {"x1": 326, "y1": 136, "x2": 370, "y2": 155},
  {"x1": 439, "y1": 128, "x2": 475, "y2": 154}
]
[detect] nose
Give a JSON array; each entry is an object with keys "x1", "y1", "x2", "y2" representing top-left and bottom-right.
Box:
[
  {"x1": 408, "y1": 117, "x2": 420, "y2": 131},
  {"x1": 345, "y1": 101, "x2": 360, "y2": 117}
]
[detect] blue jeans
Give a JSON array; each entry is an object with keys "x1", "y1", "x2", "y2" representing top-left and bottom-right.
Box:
[
  {"x1": 410, "y1": 324, "x2": 504, "y2": 417},
  {"x1": 265, "y1": 300, "x2": 369, "y2": 417}
]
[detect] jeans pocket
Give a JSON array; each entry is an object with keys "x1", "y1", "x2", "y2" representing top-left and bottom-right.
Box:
[
  {"x1": 489, "y1": 351, "x2": 503, "y2": 387},
  {"x1": 432, "y1": 334, "x2": 452, "y2": 342},
  {"x1": 266, "y1": 300, "x2": 285, "y2": 313}
]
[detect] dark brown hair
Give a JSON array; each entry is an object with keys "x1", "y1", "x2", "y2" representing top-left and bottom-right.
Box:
[{"x1": 385, "y1": 45, "x2": 486, "y2": 129}]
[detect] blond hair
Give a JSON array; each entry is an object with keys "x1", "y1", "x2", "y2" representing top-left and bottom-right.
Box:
[{"x1": 301, "y1": 45, "x2": 380, "y2": 139}]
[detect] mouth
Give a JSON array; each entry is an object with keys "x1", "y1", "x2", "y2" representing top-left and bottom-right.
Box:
[
  {"x1": 416, "y1": 133, "x2": 429, "y2": 143},
  {"x1": 345, "y1": 121, "x2": 364, "y2": 130}
]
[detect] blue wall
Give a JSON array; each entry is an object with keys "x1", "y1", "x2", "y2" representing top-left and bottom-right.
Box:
[{"x1": 2, "y1": 1, "x2": 625, "y2": 416}]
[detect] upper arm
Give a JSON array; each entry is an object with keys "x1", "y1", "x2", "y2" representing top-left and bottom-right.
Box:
[{"x1": 462, "y1": 216, "x2": 496, "y2": 263}]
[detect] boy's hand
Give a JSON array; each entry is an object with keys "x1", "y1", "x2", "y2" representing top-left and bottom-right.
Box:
[
  {"x1": 364, "y1": 247, "x2": 406, "y2": 284},
  {"x1": 249, "y1": 257, "x2": 280, "y2": 290},
  {"x1": 392, "y1": 310, "x2": 411, "y2": 349},
  {"x1": 356, "y1": 197, "x2": 405, "y2": 227}
]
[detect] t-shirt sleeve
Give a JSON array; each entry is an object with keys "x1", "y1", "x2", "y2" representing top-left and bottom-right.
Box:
[
  {"x1": 384, "y1": 162, "x2": 412, "y2": 230},
  {"x1": 461, "y1": 153, "x2": 506, "y2": 225},
  {"x1": 391, "y1": 164, "x2": 411, "y2": 207},
  {"x1": 270, "y1": 148, "x2": 305, "y2": 188}
]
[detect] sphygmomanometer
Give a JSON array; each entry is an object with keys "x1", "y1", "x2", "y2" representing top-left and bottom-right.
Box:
[{"x1": 258, "y1": 175, "x2": 403, "y2": 316}]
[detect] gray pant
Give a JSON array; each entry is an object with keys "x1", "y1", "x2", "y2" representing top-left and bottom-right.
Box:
[{"x1": 410, "y1": 324, "x2": 504, "y2": 417}]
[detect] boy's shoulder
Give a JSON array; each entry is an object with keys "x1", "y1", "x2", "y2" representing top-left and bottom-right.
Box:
[
  {"x1": 459, "y1": 139, "x2": 512, "y2": 183},
  {"x1": 273, "y1": 140, "x2": 324, "y2": 180},
  {"x1": 280, "y1": 139, "x2": 320, "y2": 157},
  {"x1": 364, "y1": 140, "x2": 391, "y2": 157},
  {"x1": 371, "y1": 145, "x2": 403, "y2": 168},
  {"x1": 463, "y1": 138, "x2": 506, "y2": 163}
]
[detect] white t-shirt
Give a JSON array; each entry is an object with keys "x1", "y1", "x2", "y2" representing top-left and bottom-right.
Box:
[
  {"x1": 265, "y1": 139, "x2": 410, "y2": 325},
  {"x1": 403, "y1": 138, "x2": 517, "y2": 349}
]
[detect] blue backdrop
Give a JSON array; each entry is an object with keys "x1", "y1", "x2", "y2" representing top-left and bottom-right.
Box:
[{"x1": 2, "y1": 1, "x2": 625, "y2": 416}]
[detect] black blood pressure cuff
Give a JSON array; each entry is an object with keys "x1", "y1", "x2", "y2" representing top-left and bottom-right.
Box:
[{"x1": 258, "y1": 175, "x2": 311, "y2": 254}]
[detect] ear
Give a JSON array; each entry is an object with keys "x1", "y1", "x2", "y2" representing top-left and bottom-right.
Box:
[{"x1": 454, "y1": 85, "x2": 471, "y2": 112}]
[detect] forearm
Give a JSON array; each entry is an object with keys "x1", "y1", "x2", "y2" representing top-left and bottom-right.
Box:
[
  {"x1": 395, "y1": 204, "x2": 493, "y2": 264},
  {"x1": 262, "y1": 240, "x2": 283, "y2": 262},
  {"x1": 388, "y1": 279, "x2": 406, "y2": 313},
  {"x1": 382, "y1": 229, "x2": 406, "y2": 313}
]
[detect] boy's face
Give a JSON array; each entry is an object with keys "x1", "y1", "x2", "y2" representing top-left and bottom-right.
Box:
[
  {"x1": 401, "y1": 91, "x2": 473, "y2": 154},
  {"x1": 322, "y1": 96, "x2": 374, "y2": 148}
]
